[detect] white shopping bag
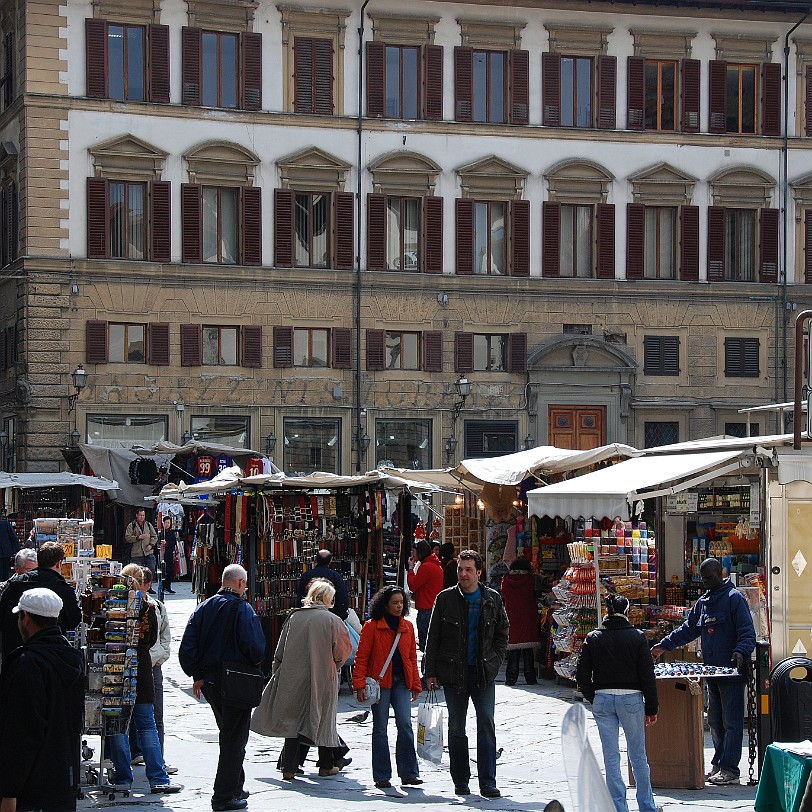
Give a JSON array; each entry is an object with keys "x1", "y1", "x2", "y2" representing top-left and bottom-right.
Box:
[{"x1": 416, "y1": 690, "x2": 444, "y2": 765}]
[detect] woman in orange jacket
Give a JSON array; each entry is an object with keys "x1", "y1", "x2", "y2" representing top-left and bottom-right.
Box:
[{"x1": 353, "y1": 585, "x2": 422, "y2": 789}]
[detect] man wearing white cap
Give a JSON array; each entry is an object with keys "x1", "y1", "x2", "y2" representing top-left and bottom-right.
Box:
[{"x1": 0, "y1": 588, "x2": 85, "y2": 811}]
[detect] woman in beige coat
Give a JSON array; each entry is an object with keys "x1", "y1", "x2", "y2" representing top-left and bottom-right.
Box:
[{"x1": 251, "y1": 578, "x2": 352, "y2": 780}]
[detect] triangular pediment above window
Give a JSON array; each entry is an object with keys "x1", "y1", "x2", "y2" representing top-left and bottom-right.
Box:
[
  {"x1": 277, "y1": 147, "x2": 352, "y2": 192},
  {"x1": 547, "y1": 159, "x2": 613, "y2": 204},
  {"x1": 710, "y1": 165, "x2": 775, "y2": 208},
  {"x1": 457, "y1": 155, "x2": 528, "y2": 200},
  {"x1": 629, "y1": 162, "x2": 697, "y2": 205},
  {"x1": 370, "y1": 151, "x2": 441, "y2": 195},
  {"x1": 791, "y1": 171, "x2": 812, "y2": 206},
  {"x1": 90, "y1": 135, "x2": 168, "y2": 180},
  {"x1": 185, "y1": 141, "x2": 259, "y2": 186}
]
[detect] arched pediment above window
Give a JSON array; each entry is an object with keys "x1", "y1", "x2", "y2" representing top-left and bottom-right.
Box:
[
  {"x1": 277, "y1": 146, "x2": 352, "y2": 192},
  {"x1": 369, "y1": 151, "x2": 442, "y2": 195},
  {"x1": 90, "y1": 134, "x2": 168, "y2": 180},
  {"x1": 456, "y1": 155, "x2": 528, "y2": 200},
  {"x1": 528, "y1": 334, "x2": 637, "y2": 372},
  {"x1": 710, "y1": 165, "x2": 775, "y2": 207},
  {"x1": 629, "y1": 162, "x2": 697, "y2": 205},
  {"x1": 546, "y1": 159, "x2": 613, "y2": 204},
  {"x1": 185, "y1": 141, "x2": 259, "y2": 186}
]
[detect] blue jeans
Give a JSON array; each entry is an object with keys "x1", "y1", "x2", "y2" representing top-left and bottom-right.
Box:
[
  {"x1": 108, "y1": 703, "x2": 170, "y2": 788},
  {"x1": 416, "y1": 609, "x2": 431, "y2": 652},
  {"x1": 592, "y1": 692, "x2": 657, "y2": 812},
  {"x1": 444, "y1": 670, "x2": 497, "y2": 790},
  {"x1": 707, "y1": 677, "x2": 745, "y2": 777},
  {"x1": 371, "y1": 676, "x2": 419, "y2": 783}
]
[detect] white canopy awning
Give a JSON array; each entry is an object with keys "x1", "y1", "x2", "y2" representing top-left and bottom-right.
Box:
[{"x1": 0, "y1": 472, "x2": 119, "y2": 491}]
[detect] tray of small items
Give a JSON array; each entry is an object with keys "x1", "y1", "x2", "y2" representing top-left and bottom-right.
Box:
[{"x1": 654, "y1": 662, "x2": 740, "y2": 679}]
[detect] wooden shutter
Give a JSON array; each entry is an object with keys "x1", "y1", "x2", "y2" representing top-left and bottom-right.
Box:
[
  {"x1": 627, "y1": 56, "x2": 645, "y2": 130},
  {"x1": 294, "y1": 37, "x2": 313, "y2": 113},
  {"x1": 423, "y1": 196, "x2": 443, "y2": 274},
  {"x1": 759, "y1": 208, "x2": 779, "y2": 283},
  {"x1": 424, "y1": 44, "x2": 443, "y2": 120},
  {"x1": 644, "y1": 336, "x2": 679, "y2": 375},
  {"x1": 454, "y1": 332, "x2": 474, "y2": 373},
  {"x1": 86, "y1": 177, "x2": 108, "y2": 259},
  {"x1": 743, "y1": 338, "x2": 760, "y2": 376},
  {"x1": 597, "y1": 55, "x2": 617, "y2": 129},
  {"x1": 274, "y1": 189, "x2": 295, "y2": 267},
  {"x1": 455, "y1": 199, "x2": 474, "y2": 275},
  {"x1": 149, "y1": 181, "x2": 171, "y2": 263},
  {"x1": 85, "y1": 19, "x2": 107, "y2": 98},
  {"x1": 366, "y1": 193, "x2": 386, "y2": 270},
  {"x1": 240, "y1": 325, "x2": 262, "y2": 367},
  {"x1": 366, "y1": 41, "x2": 385, "y2": 117},
  {"x1": 542, "y1": 200, "x2": 561, "y2": 277},
  {"x1": 508, "y1": 333, "x2": 528, "y2": 373},
  {"x1": 596, "y1": 202, "x2": 615, "y2": 279},
  {"x1": 707, "y1": 206, "x2": 726, "y2": 281},
  {"x1": 762, "y1": 62, "x2": 781, "y2": 137},
  {"x1": 148, "y1": 323, "x2": 170, "y2": 365},
  {"x1": 542, "y1": 52, "x2": 561, "y2": 126},
  {"x1": 454, "y1": 47, "x2": 473, "y2": 122},
  {"x1": 510, "y1": 50, "x2": 529, "y2": 125},
  {"x1": 806, "y1": 209, "x2": 812, "y2": 283},
  {"x1": 511, "y1": 200, "x2": 530, "y2": 277},
  {"x1": 423, "y1": 331, "x2": 443, "y2": 372},
  {"x1": 626, "y1": 203, "x2": 645, "y2": 280},
  {"x1": 5, "y1": 180, "x2": 15, "y2": 263},
  {"x1": 241, "y1": 32, "x2": 262, "y2": 111},
  {"x1": 241, "y1": 186, "x2": 262, "y2": 266},
  {"x1": 181, "y1": 27, "x2": 202, "y2": 106},
  {"x1": 366, "y1": 329, "x2": 385, "y2": 371},
  {"x1": 709, "y1": 60, "x2": 727, "y2": 133},
  {"x1": 181, "y1": 184, "x2": 203, "y2": 264},
  {"x1": 273, "y1": 326, "x2": 293, "y2": 368},
  {"x1": 180, "y1": 323, "x2": 202, "y2": 366},
  {"x1": 314, "y1": 38, "x2": 334, "y2": 115},
  {"x1": 680, "y1": 205, "x2": 700, "y2": 281},
  {"x1": 86, "y1": 320, "x2": 108, "y2": 364},
  {"x1": 681, "y1": 59, "x2": 701, "y2": 133},
  {"x1": 4, "y1": 31, "x2": 13, "y2": 107},
  {"x1": 807, "y1": 65, "x2": 812, "y2": 136},
  {"x1": 148, "y1": 24, "x2": 170, "y2": 103},
  {"x1": 334, "y1": 191, "x2": 354, "y2": 270},
  {"x1": 332, "y1": 327, "x2": 352, "y2": 368}
]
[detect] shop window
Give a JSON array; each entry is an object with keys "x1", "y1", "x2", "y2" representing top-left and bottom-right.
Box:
[
  {"x1": 464, "y1": 420, "x2": 517, "y2": 457},
  {"x1": 385, "y1": 331, "x2": 420, "y2": 370},
  {"x1": 203, "y1": 326, "x2": 238, "y2": 366},
  {"x1": 454, "y1": 47, "x2": 528, "y2": 125},
  {"x1": 294, "y1": 37, "x2": 333, "y2": 114},
  {"x1": 190, "y1": 415, "x2": 249, "y2": 447},
  {"x1": 708, "y1": 60, "x2": 780, "y2": 136},
  {"x1": 455, "y1": 199, "x2": 529, "y2": 277},
  {"x1": 86, "y1": 414, "x2": 168, "y2": 448},
  {"x1": 367, "y1": 43, "x2": 442, "y2": 120},
  {"x1": 294, "y1": 327, "x2": 330, "y2": 367},
  {"x1": 454, "y1": 331, "x2": 526, "y2": 373},
  {"x1": 109, "y1": 323, "x2": 146, "y2": 363},
  {"x1": 542, "y1": 52, "x2": 616, "y2": 129},
  {"x1": 724, "y1": 337, "x2": 760, "y2": 377},
  {"x1": 644, "y1": 421, "x2": 679, "y2": 448},
  {"x1": 725, "y1": 421, "x2": 759, "y2": 438},
  {"x1": 86, "y1": 320, "x2": 170, "y2": 365},
  {"x1": 375, "y1": 419, "x2": 432, "y2": 469},
  {"x1": 643, "y1": 335, "x2": 680, "y2": 376},
  {"x1": 283, "y1": 418, "x2": 341, "y2": 475}
]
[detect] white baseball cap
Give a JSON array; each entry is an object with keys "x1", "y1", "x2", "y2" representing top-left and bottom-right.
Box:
[{"x1": 13, "y1": 588, "x2": 63, "y2": 618}]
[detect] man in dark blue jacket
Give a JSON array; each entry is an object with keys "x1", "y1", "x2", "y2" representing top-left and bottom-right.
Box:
[
  {"x1": 296, "y1": 549, "x2": 349, "y2": 619},
  {"x1": 652, "y1": 558, "x2": 756, "y2": 786},
  {"x1": 179, "y1": 564, "x2": 265, "y2": 812}
]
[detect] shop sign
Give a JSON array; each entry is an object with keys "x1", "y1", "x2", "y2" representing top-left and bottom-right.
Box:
[{"x1": 665, "y1": 492, "x2": 698, "y2": 514}]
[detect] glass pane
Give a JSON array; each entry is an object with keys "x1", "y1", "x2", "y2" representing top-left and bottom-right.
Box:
[
  {"x1": 220, "y1": 188, "x2": 238, "y2": 264},
  {"x1": 740, "y1": 210, "x2": 755, "y2": 281},
  {"x1": 128, "y1": 183, "x2": 145, "y2": 260},
  {"x1": 489, "y1": 336, "x2": 505, "y2": 371},
  {"x1": 202, "y1": 326, "x2": 219, "y2": 365},
  {"x1": 659, "y1": 208, "x2": 675, "y2": 279},
  {"x1": 402, "y1": 47, "x2": 418, "y2": 120},
  {"x1": 385, "y1": 46, "x2": 400, "y2": 117},
  {"x1": 202, "y1": 33, "x2": 218, "y2": 106},
  {"x1": 220, "y1": 327, "x2": 238, "y2": 365},
  {"x1": 660, "y1": 62, "x2": 675, "y2": 130},
  {"x1": 220, "y1": 34, "x2": 238, "y2": 108},
  {"x1": 402, "y1": 333, "x2": 419, "y2": 369},
  {"x1": 386, "y1": 332, "x2": 402, "y2": 369},
  {"x1": 283, "y1": 418, "x2": 340, "y2": 475},
  {"x1": 403, "y1": 198, "x2": 419, "y2": 270},
  {"x1": 109, "y1": 182, "x2": 125, "y2": 258},
  {"x1": 203, "y1": 187, "x2": 219, "y2": 263},
  {"x1": 293, "y1": 328, "x2": 309, "y2": 366},
  {"x1": 474, "y1": 202, "x2": 488, "y2": 274},
  {"x1": 644, "y1": 208, "x2": 657, "y2": 279},
  {"x1": 295, "y1": 194, "x2": 309, "y2": 267},
  {"x1": 190, "y1": 416, "x2": 249, "y2": 447},
  {"x1": 644, "y1": 62, "x2": 658, "y2": 130},
  {"x1": 489, "y1": 52, "x2": 505, "y2": 123},
  {"x1": 726, "y1": 65, "x2": 740, "y2": 133},
  {"x1": 561, "y1": 58, "x2": 574, "y2": 126},
  {"x1": 312, "y1": 194, "x2": 329, "y2": 267},
  {"x1": 375, "y1": 419, "x2": 431, "y2": 469},
  {"x1": 575, "y1": 206, "x2": 592, "y2": 278},
  {"x1": 386, "y1": 197, "x2": 401, "y2": 270},
  {"x1": 490, "y1": 202, "x2": 505, "y2": 275},
  {"x1": 560, "y1": 205, "x2": 574, "y2": 277},
  {"x1": 126, "y1": 26, "x2": 145, "y2": 101},
  {"x1": 473, "y1": 51, "x2": 487, "y2": 122},
  {"x1": 86, "y1": 415, "x2": 167, "y2": 448},
  {"x1": 108, "y1": 26, "x2": 125, "y2": 100},
  {"x1": 311, "y1": 330, "x2": 328, "y2": 367},
  {"x1": 576, "y1": 58, "x2": 591, "y2": 127},
  {"x1": 128, "y1": 325, "x2": 145, "y2": 362},
  {"x1": 473, "y1": 334, "x2": 488, "y2": 371},
  {"x1": 741, "y1": 65, "x2": 756, "y2": 133},
  {"x1": 109, "y1": 324, "x2": 125, "y2": 362}
]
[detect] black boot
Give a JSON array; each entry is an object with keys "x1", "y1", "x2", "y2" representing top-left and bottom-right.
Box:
[
  {"x1": 505, "y1": 651, "x2": 519, "y2": 685},
  {"x1": 523, "y1": 648, "x2": 537, "y2": 684}
]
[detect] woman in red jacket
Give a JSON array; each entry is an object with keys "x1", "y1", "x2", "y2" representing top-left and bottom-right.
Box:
[
  {"x1": 500, "y1": 557, "x2": 541, "y2": 685},
  {"x1": 353, "y1": 586, "x2": 422, "y2": 789}
]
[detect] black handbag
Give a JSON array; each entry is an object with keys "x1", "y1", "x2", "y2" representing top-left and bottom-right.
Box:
[{"x1": 216, "y1": 599, "x2": 265, "y2": 709}]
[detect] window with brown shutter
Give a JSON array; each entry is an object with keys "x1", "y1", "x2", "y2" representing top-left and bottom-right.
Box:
[
  {"x1": 150, "y1": 181, "x2": 171, "y2": 263},
  {"x1": 85, "y1": 19, "x2": 107, "y2": 98},
  {"x1": 762, "y1": 62, "x2": 781, "y2": 137},
  {"x1": 510, "y1": 50, "x2": 529, "y2": 125},
  {"x1": 180, "y1": 324, "x2": 202, "y2": 366},
  {"x1": 507, "y1": 333, "x2": 527, "y2": 373},
  {"x1": 366, "y1": 193, "x2": 387, "y2": 270},
  {"x1": 806, "y1": 210, "x2": 812, "y2": 282},
  {"x1": 332, "y1": 327, "x2": 352, "y2": 368},
  {"x1": 759, "y1": 208, "x2": 779, "y2": 283},
  {"x1": 87, "y1": 178, "x2": 109, "y2": 259},
  {"x1": 273, "y1": 326, "x2": 294, "y2": 368},
  {"x1": 680, "y1": 205, "x2": 700, "y2": 281},
  {"x1": 707, "y1": 206, "x2": 726, "y2": 281},
  {"x1": 455, "y1": 199, "x2": 474, "y2": 275},
  {"x1": 626, "y1": 203, "x2": 645, "y2": 280},
  {"x1": 3, "y1": 31, "x2": 14, "y2": 109},
  {"x1": 424, "y1": 44, "x2": 443, "y2": 120},
  {"x1": 366, "y1": 42, "x2": 385, "y2": 117},
  {"x1": 181, "y1": 184, "x2": 203, "y2": 264},
  {"x1": 147, "y1": 323, "x2": 170, "y2": 365},
  {"x1": 806, "y1": 65, "x2": 812, "y2": 136},
  {"x1": 366, "y1": 329, "x2": 386, "y2": 370},
  {"x1": 148, "y1": 24, "x2": 170, "y2": 103},
  {"x1": 240, "y1": 325, "x2": 263, "y2": 367},
  {"x1": 294, "y1": 37, "x2": 334, "y2": 115},
  {"x1": 241, "y1": 32, "x2": 262, "y2": 111},
  {"x1": 274, "y1": 188, "x2": 295, "y2": 268},
  {"x1": 542, "y1": 52, "x2": 561, "y2": 127},
  {"x1": 454, "y1": 47, "x2": 473, "y2": 121},
  {"x1": 454, "y1": 332, "x2": 474, "y2": 373},
  {"x1": 724, "y1": 337, "x2": 760, "y2": 377},
  {"x1": 424, "y1": 196, "x2": 443, "y2": 274},
  {"x1": 511, "y1": 200, "x2": 530, "y2": 277},
  {"x1": 597, "y1": 55, "x2": 617, "y2": 129},
  {"x1": 542, "y1": 200, "x2": 561, "y2": 277},
  {"x1": 86, "y1": 320, "x2": 108, "y2": 364},
  {"x1": 644, "y1": 335, "x2": 680, "y2": 376},
  {"x1": 681, "y1": 59, "x2": 700, "y2": 133},
  {"x1": 423, "y1": 331, "x2": 443, "y2": 372},
  {"x1": 181, "y1": 27, "x2": 202, "y2": 106},
  {"x1": 627, "y1": 56, "x2": 645, "y2": 130},
  {"x1": 596, "y1": 202, "x2": 615, "y2": 278},
  {"x1": 241, "y1": 187, "x2": 262, "y2": 266},
  {"x1": 0, "y1": 179, "x2": 17, "y2": 268},
  {"x1": 708, "y1": 60, "x2": 727, "y2": 133},
  {"x1": 334, "y1": 191, "x2": 354, "y2": 270}
]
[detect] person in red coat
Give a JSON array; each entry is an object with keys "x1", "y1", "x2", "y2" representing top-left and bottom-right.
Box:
[
  {"x1": 406, "y1": 540, "x2": 444, "y2": 652},
  {"x1": 500, "y1": 557, "x2": 541, "y2": 685}
]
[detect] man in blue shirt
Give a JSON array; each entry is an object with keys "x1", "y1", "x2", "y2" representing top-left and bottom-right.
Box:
[{"x1": 296, "y1": 549, "x2": 349, "y2": 620}]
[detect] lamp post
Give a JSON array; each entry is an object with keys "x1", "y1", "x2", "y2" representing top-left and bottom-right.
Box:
[
  {"x1": 447, "y1": 376, "x2": 473, "y2": 464},
  {"x1": 68, "y1": 365, "x2": 87, "y2": 412},
  {"x1": 265, "y1": 432, "x2": 277, "y2": 457}
]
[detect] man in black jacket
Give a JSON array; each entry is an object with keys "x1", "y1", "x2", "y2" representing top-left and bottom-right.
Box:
[
  {"x1": 0, "y1": 588, "x2": 84, "y2": 812},
  {"x1": 296, "y1": 549, "x2": 349, "y2": 619},
  {"x1": 424, "y1": 550, "x2": 509, "y2": 799}
]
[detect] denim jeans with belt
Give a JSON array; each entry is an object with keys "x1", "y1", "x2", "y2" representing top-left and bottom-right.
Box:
[
  {"x1": 108, "y1": 703, "x2": 170, "y2": 788},
  {"x1": 370, "y1": 675, "x2": 419, "y2": 783},
  {"x1": 591, "y1": 691, "x2": 657, "y2": 812},
  {"x1": 707, "y1": 677, "x2": 746, "y2": 777}
]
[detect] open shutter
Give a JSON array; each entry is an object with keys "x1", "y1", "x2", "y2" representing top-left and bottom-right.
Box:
[
  {"x1": 181, "y1": 184, "x2": 202, "y2": 264},
  {"x1": 542, "y1": 200, "x2": 561, "y2": 277},
  {"x1": 510, "y1": 50, "x2": 529, "y2": 125},
  {"x1": 148, "y1": 24, "x2": 170, "y2": 103},
  {"x1": 294, "y1": 37, "x2": 313, "y2": 113},
  {"x1": 626, "y1": 203, "x2": 645, "y2": 280},
  {"x1": 762, "y1": 62, "x2": 781, "y2": 137},
  {"x1": 147, "y1": 323, "x2": 170, "y2": 365},
  {"x1": 681, "y1": 59, "x2": 701, "y2": 133},
  {"x1": 366, "y1": 41, "x2": 385, "y2": 117},
  {"x1": 273, "y1": 326, "x2": 293, "y2": 368},
  {"x1": 759, "y1": 208, "x2": 779, "y2": 283},
  {"x1": 366, "y1": 193, "x2": 386, "y2": 270},
  {"x1": 542, "y1": 52, "x2": 561, "y2": 126},
  {"x1": 707, "y1": 206, "x2": 726, "y2": 281},
  {"x1": 86, "y1": 320, "x2": 108, "y2": 364},
  {"x1": 180, "y1": 324, "x2": 202, "y2": 366},
  {"x1": 597, "y1": 55, "x2": 617, "y2": 129},
  {"x1": 627, "y1": 56, "x2": 645, "y2": 130},
  {"x1": 241, "y1": 186, "x2": 262, "y2": 266},
  {"x1": 709, "y1": 60, "x2": 727, "y2": 133},
  {"x1": 455, "y1": 199, "x2": 474, "y2": 275},
  {"x1": 454, "y1": 47, "x2": 473, "y2": 122},
  {"x1": 87, "y1": 177, "x2": 108, "y2": 259},
  {"x1": 240, "y1": 325, "x2": 262, "y2": 368},
  {"x1": 807, "y1": 66, "x2": 812, "y2": 136},
  {"x1": 241, "y1": 32, "x2": 262, "y2": 111},
  {"x1": 806, "y1": 210, "x2": 812, "y2": 282},
  {"x1": 680, "y1": 205, "x2": 700, "y2": 281},
  {"x1": 181, "y1": 27, "x2": 202, "y2": 106},
  {"x1": 596, "y1": 203, "x2": 615, "y2": 278},
  {"x1": 274, "y1": 188, "x2": 295, "y2": 267},
  {"x1": 332, "y1": 327, "x2": 352, "y2": 368},
  {"x1": 511, "y1": 200, "x2": 530, "y2": 277},
  {"x1": 149, "y1": 181, "x2": 171, "y2": 262},
  {"x1": 508, "y1": 333, "x2": 528, "y2": 373},
  {"x1": 86, "y1": 19, "x2": 107, "y2": 98},
  {"x1": 314, "y1": 38, "x2": 334, "y2": 115},
  {"x1": 423, "y1": 331, "x2": 443, "y2": 372},
  {"x1": 423, "y1": 196, "x2": 443, "y2": 274},
  {"x1": 334, "y1": 191, "x2": 354, "y2": 270},
  {"x1": 454, "y1": 333, "x2": 474, "y2": 374},
  {"x1": 424, "y1": 44, "x2": 443, "y2": 120},
  {"x1": 366, "y1": 329, "x2": 386, "y2": 371}
]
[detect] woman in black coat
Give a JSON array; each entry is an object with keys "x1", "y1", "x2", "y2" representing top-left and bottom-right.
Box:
[{"x1": 159, "y1": 517, "x2": 179, "y2": 593}]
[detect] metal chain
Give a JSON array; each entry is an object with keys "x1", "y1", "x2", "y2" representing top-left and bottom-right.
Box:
[{"x1": 746, "y1": 665, "x2": 758, "y2": 785}]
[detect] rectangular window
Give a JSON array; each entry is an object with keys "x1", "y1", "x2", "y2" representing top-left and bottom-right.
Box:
[
  {"x1": 295, "y1": 193, "x2": 330, "y2": 268},
  {"x1": 464, "y1": 419, "x2": 517, "y2": 457},
  {"x1": 560, "y1": 204, "x2": 593, "y2": 277},
  {"x1": 202, "y1": 326, "x2": 238, "y2": 366},
  {"x1": 725, "y1": 209, "x2": 756, "y2": 282},
  {"x1": 473, "y1": 334, "x2": 506, "y2": 371},
  {"x1": 644, "y1": 421, "x2": 679, "y2": 448},
  {"x1": 561, "y1": 56, "x2": 592, "y2": 127},
  {"x1": 473, "y1": 201, "x2": 506, "y2": 275},
  {"x1": 644, "y1": 207, "x2": 676, "y2": 280},
  {"x1": 725, "y1": 421, "x2": 759, "y2": 438},
  {"x1": 385, "y1": 331, "x2": 420, "y2": 370},
  {"x1": 725, "y1": 337, "x2": 760, "y2": 377},
  {"x1": 385, "y1": 45, "x2": 419, "y2": 119},
  {"x1": 190, "y1": 415, "x2": 249, "y2": 447},
  {"x1": 563, "y1": 324, "x2": 592, "y2": 335},
  {"x1": 1, "y1": 416, "x2": 14, "y2": 472},
  {"x1": 644, "y1": 59, "x2": 676, "y2": 131},
  {"x1": 107, "y1": 24, "x2": 145, "y2": 101},
  {"x1": 109, "y1": 181, "x2": 146, "y2": 260},
  {"x1": 726, "y1": 63, "x2": 757, "y2": 134},
  {"x1": 293, "y1": 327, "x2": 330, "y2": 367},
  {"x1": 375, "y1": 419, "x2": 432, "y2": 469},
  {"x1": 643, "y1": 335, "x2": 680, "y2": 376},
  {"x1": 386, "y1": 197, "x2": 420, "y2": 271},
  {"x1": 108, "y1": 323, "x2": 146, "y2": 363},
  {"x1": 201, "y1": 31, "x2": 238, "y2": 108},
  {"x1": 86, "y1": 414, "x2": 167, "y2": 448},
  {"x1": 283, "y1": 418, "x2": 341, "y2": 475},
  {"x1": 472, "y1": 50, "x2": 506, "y2": 123},
  {"x1": 202, "y1": 187, "x2": 239, "y2": 264}
]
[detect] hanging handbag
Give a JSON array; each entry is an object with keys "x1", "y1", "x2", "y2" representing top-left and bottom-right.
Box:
[
  {"x1": 215, "y1": 599, "x2": 265, "y2": 709},
  {"x1": 364, "y1": 632, "x2": 402, "y2": 705}
]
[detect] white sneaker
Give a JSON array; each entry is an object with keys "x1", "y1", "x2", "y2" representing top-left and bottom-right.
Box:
[
  {"x1": 708, "y1": 769, "x2": 739, "y2": 785},
  {"x1": 165, "y1": 764, "x2": 178, "y2": 775},
  {"x1": 131, "y1": 755, "x2": 145, "y2": 766}
]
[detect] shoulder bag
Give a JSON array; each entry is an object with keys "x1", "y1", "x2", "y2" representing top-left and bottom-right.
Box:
[
  {"x1": 364, "y1": 632, "x2": 401, "y2": 705},
  {"x1": 212, "y1": 599, "x2": 265, "y2": 709}
]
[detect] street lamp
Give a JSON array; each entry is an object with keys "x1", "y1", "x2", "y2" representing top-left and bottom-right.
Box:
[
  {"x1": 524, "y1": 434, "x2": 535, "y2": 450},
  {"x1": 265, "y1": 432, "x2": 277, "y2": 456},
  {"x1": 68, "y1": 365, "x2": 88, "y2": 412},
  {"x1": 70, "y1": 429, "x2": 80, "y2": 447},
  {"x1": 356, "y1": 431, "x2": 371, "y2": 457},
  {"x1": 444, "y1": 435, "x2": 458, "y2": 463},
  {"x1": 181, "y1": 430, "x2": 192, "y2": 445}
]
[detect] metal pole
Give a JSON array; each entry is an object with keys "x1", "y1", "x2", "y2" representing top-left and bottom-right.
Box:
[{"x1": 792, "y1": 309, "x2": 812, "y2": 448}]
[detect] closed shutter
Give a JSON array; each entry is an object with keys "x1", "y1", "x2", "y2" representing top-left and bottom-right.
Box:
[
  {"x1": 5, "y1": 180, "x2": 15, "y2": 263},
  {"x1": 334, "y1": 191, "x2": 354, "y2": 270},
  {"x1": 274, "y1": 189, "x2": 295, "y2": 267},
  {"x1": 743, "y1": 338, "x2": 760, "y2": 376},
  {"x1": 86, "y1": 19, "x2": 107, "y2": 98},
  {"x1": 759, "y1": 208, "x2": 779, "y2": 283},
  {"x1": 424, "y1": 331, "x2": 443, "y2": 372},
  {"x1": 366, "y1": 193, "x2": 386, "y2": 270},
  {"x1": 454, "y1": 47, "x2": 473, "y2": 122},
  {"x1": 807, "y1": 65, "x2": 812, "y2": 136},
  {"x1": 663, "y1": 336, "x2": 680, "y2": 375},
  {"x1": 1, "y1": 183, "x2": 8, "y2": 266},
  {"x1": 241, "y1": 186, "x2": 262, "y2": 266},
  {"x1": 510, "y1": 50, "x2": 529, "y2": 125},
  {"x1": 240, "y1": 325, "x2": 262, "y2": 367},
  {"x1": 596, "y1": 202, "x2": 615, "y2": 279},
  {"x1": 423, "y1": 196, "x2": 443, "y2": 274},
  {"x1": 725, "y1": 337, "x2": 760, "y2": 377},
  {"x1": 87, "y1": 177, "x2": 108, "y2": 259},
  {"x1": 366, "y1": 329, "x2": 386, "y2": 370},
  {"x1": 314, "y1": 38, "x2": 334, "y2": 115},
  {"x1": 644, "y1": 335, "x2": 680, "y2": 375},
  {"x1": 627, "y1": 56, "x2": 645, "y2": 130},
  {"x1": 597, "y1": 55, "x2": 617, "y2": 129},
  {"x1": 508, "y1": 333, "x2": 527, "y2": 373},
  {"x1": 626, "y1": 203, "x2": 645, "y2": 280},
  {"x1": 762, "y1": 62, "x2": 781, "y2": 137},
  {"x1": 0, "y1": 330, "x2": 5, "y2": 371},
  {"x1": 294, "y1": 37, "x2": 313, "y2": 113},
  {"x1": 86, "y1": 320, "x2": 108, "y2": 364},
  {"x1": 148, "y1": 24, "x2": 170, "y2": 103},
  {"x1": 511, "y1": 200, "x2": 530, "y2": 277},
  {"x1": 180, "y1": 323, "x2": 202, "y2": 367},
  {"x1": 241, "y1": 32, "x2": 262, "y2": 111},
  {"x1": 806, "y1": 209, "x2": 812, "y2": 282},
  {"x1": 542, "y1": 52, "x2": 561, "y2": 126},
  {"x1": 273, "y1": 326, "x2": 294, "y2": 368},
  {"x1": 709, "y1": 60, "x2": 727, "y2": 133},
  {"x1": 148, "y1": 323, "x2": 170, "y2": 365},
  {"x1": 542, "y1": 200, "x2": 561, "y2": 277},
  {"x1": 181, "y1": 184, "x2": 203, "y2": 264},
  {"x1": 682, "y1": 59, "x2": 701, "y2": 132},
  {"x1": 181, "y1": 27, "x2": 202, "y2": 106},
  {"x1": 332, "y1": 327, "x2": 352, "y2": 368},
  {"x1": 149, "y1": 181, "x2": 171, "y2": 263},
  {"x1": 424, "y1": 44, "x2": 443, "y2": 120},
  {"x1": 454, "y1": 332, "x2": 474, "y2": 373},
  {"x1": 366, "y1": 42, "x2": 385, "y2": 116},
  {"x1": 707, "y1": 206, "x2": 726, "y2": 281},
  {"x1": 455, "y1": 199, "x2": 474, "y2": 275},
  {"x1": 679, "y1": 205, "x2": 700, "y2": 281},
  {"x1": 4, "y1": 31, "x2": 13, "y2": 107}
]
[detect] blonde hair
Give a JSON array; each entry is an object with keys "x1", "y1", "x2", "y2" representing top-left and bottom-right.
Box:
[
  {"x1": 303, "y1": 577, "x2": 336, "y2": 608},
  {"x1": 121, "y1": 563, "x2": 145, "y2": 588}
]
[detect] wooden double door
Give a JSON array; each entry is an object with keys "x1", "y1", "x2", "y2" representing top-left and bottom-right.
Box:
[{"x1": 548, "y1": 406, "x2": 606, "y2": 450}]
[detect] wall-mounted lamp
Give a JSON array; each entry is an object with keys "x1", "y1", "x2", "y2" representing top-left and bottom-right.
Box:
[
  {"x1": 70, "y1": 283, "x2": 80, "y2": 295},
  {"x1": 70, "y1": 429, "x2": 80, "y2": 447},
  {"x1": 181, "y1": 430, "x2": 192, "y2": 445},
  {"x1": 67, "y1": 365, "x2": 88, "y2": 412},
  {"x1": 452, "y1": 376, "x2": 472, "y2": 423},
  {"x1": 524, "y1": 434, "x2": 535, "y2": 450},
  {"x1": 0, "y1": 430, "x2": 9, "y2": 452},
  {"x1": 444, "y1": 435, "x2": 458, "y2": 462},
  {"x1": 265, "y1": 432, "x2": 277, "y2": 456},
  {"x1": 437, "y1": 292, "x2": 449, "y2": 308},
  {"x1": 173, "y1": 401, "x2": 185, "y2": 414},
  {"x1": 355, "y1": 432, "x2": 371, "y2": 456}
]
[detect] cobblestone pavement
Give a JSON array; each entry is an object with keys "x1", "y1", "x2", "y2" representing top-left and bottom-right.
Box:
[{"x1": 78, "y1": 585, "x2": 759, "y2": 811}]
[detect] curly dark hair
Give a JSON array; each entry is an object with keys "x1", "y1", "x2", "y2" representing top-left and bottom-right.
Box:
[{"x1": 369, "y1": 585, "x2": 411, "y2": 620}]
